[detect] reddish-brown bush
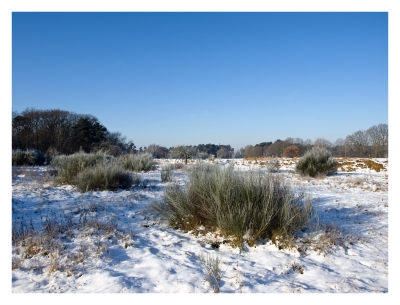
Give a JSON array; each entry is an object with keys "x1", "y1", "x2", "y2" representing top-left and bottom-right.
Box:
[{"x1": 283, "y1": 145, "x2": 301, "y2": 158}]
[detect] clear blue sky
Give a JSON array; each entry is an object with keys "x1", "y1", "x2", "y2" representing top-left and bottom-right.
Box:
[{"x1": 12, "y1": 12, "x2": 388, "y2": 150}]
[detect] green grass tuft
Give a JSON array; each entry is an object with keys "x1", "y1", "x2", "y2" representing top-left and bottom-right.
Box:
[
  {"x1": 75, "y1": 162, "x2": 133, "y2": 192},
  {"x1": 152, "y1": 163, "x2": 314, "y2": 248},
  {"x1": 118, "y1": 153, "x2": 155, "y2": 172},
  {"x1": 295, "y1": 148, "x2": 338, "y2": 177},
  {"x1": 50, "y1": 150, "x2": 147, "y2": 191}
]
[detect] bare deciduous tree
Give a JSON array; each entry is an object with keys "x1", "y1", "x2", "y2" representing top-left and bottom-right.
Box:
[
  {"x1": 217, "y1": 145, "x2": 233, "y2": 158},
  {"x1": 169, "y1": 145, "x2": 197, "y2": 164},
  {"x1": 314, "y1": 138, "x2": 332, "y2": 150},
  {"x1": 366, "y1": 124, "x2": 388, "y2": 157},
  {"x1": 346, "y1": 130, "x2": 370, "y2": 157},
  {"x1": 146, "y1": 144, "x2": 169, "y2": 158},
  {"x1": 264, "y1": 140, "x2": 290, "y2": 157}
]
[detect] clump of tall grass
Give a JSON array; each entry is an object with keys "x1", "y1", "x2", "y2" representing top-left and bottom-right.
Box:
[
  {"x1": 51, "y1": 150, "x2": 137, "y2": 191},
  {"x1": 160, "y1": 164, "x2": 172, "y2": 182},
  {"x1": 295, "y1": 147, "x2": 338, "y2": 177},
  {"x1": 75, "y1": 162, "x2": 134, "y2": 191},
  {"x1": 51, "y1": 150, "x2": 109, "y2": 184},
  {"x1": 12, "y1": 149, "x2": 50, "y2": 166},
  {"x1": 152, "y1": 163, "x2": 314, "y2": 248},
  {"x1": 117, "y1": 153, "x2": 155, "y2": 172}
]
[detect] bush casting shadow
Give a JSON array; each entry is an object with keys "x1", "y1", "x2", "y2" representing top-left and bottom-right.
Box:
[{"x1": 152, "y1": 163, "x2": 315, "y2": 249}]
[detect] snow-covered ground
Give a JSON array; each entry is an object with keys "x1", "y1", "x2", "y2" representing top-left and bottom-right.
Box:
[{"x1": 11, "y1": 158, "x2": 388, "y2": 293}]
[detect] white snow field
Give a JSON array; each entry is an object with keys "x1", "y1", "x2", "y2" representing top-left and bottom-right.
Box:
[{"x1": 11, "y1": 158, "x2": 388, "y2": 293}]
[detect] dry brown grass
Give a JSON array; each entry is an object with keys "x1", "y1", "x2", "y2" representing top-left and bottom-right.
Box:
[
  {"x1": 244, "y1": 157, "x2": 272, "y2": 161},
  {"x1": 12, "y1": 256, "x2": 23, "y2": 270},
  {"x1": 270, "y1": 230, "x2": 296, "y2": 250},
  {"x1": 12, "y1": 211, "x2": 134, "y2": 276},
  {"x1": 314, "y1": 224, "x2": 343, "y2": 250},
  {"x1": 47, "y1": 252, "x2": 61, "y2": 275},
  {"x1": 335, "y1": 158, "x2": 387, "y2": 173},
  {"x1": 291, "y1": 262, "x2": 304, "y2": 274},
  {"x1": 244, "y1": 157, "x2": 387, "y2": 174},
  {"x1": 363, "y1": 159, "x2": 385, "y2": 172},
  {"x1": 298, "y1": 224, "x2": 364, "y2": 256}
]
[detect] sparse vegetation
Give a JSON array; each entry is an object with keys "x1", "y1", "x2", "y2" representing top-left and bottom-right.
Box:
[
  {"x1": 197, "y1": 253, "x2": 223, "y2": 293},
  {"x1": 131, "y1": 172, "x2": 141, "y2": 186},
  {"x1": 298, "y1": 223, "x2": 356, "y2": 255},
  {"x1": 291, "y1": 262, "x2": 304, "y2": 274},
  {"x1": 295, "y1": 147, "x2": 338, "y2": 177},
  {"x1": 152, "y1": 163, "x2": 314, "y2": 248},
  {"x1": 12, "y1": 209, "x2": 133, "y2": 275},
  {"x1": 160, "y1": 164, "x2": 172, "y2": 182},
  {"x1": 266, "y1": 158, "x2": 281, "y2": 173}
]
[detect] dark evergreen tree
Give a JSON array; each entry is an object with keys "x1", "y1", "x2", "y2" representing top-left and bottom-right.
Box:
[{"x1": 72, "y1": 116, "x2": 107, "y2": 152}]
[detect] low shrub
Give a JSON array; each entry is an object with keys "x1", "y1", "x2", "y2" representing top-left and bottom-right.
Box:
[
  {"x1": 295, "y1": 148, "x2": 338, "y2": 177},
  {"x1": 152, "y1": 163, "x2": 314, "y2": 248},
  {"x1": 117, "y1": 153, "x2": 155, "y2": 172},
  {"x1": 75, "y1": 162, "x2": 134, "y2": 192},
  {"x1": 12, "y1": 149, "x2": 50, "y2": 166}
]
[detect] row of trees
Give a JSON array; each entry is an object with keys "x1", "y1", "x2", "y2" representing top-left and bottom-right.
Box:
[
  {"x1": 242, "y1": 124, "x2": 388, "y2": 158},
  {"x1": 243, "y1": 139, "x2": 312, "y2": 158},
  {"x1": 12, "y1": 108, "x2": 135, "y2": 155},
  {"x1": 12, "y1": 108, "x2": 387, "y2": 159},
  {"x1": 335, "y1": 124, "x2": 388, "y2": 158},
  {"x1": 144, "y1": 144, "x2": 234, "y2": 161}
]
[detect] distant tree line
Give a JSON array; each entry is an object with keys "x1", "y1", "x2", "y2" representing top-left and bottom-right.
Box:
[
  {"x1": 242, "y1": 123, "x2": 388, "y2": 158},
  {"x1": 144, "y1": 144, "x2": 234, "y2": 161},
  {"x1": 12, "y1": 108, "x2": 387, "y2": 159},
  {"x1": 334, "y1": 123, "x2": 388, "y2": 158}
]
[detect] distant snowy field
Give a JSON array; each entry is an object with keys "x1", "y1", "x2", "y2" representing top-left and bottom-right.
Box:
[{"x1": 12, "y1": 158, "x2": 388, "y2": 293}]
